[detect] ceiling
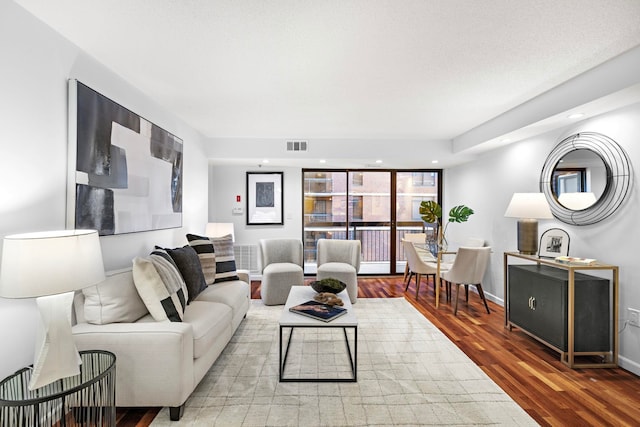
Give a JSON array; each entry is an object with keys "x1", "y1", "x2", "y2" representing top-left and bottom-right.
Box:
[{"x1": 13, "y1": 0, "x2": 640, "y2": 168}]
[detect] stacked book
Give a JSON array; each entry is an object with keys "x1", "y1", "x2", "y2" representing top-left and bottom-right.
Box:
[{"x1": 554, "y1": 256, "x2": 597, "y2": 265}]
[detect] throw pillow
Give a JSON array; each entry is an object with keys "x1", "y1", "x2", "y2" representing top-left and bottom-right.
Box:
[
  {"x1": 209, "y1": 234, "x2": 239, "y2": 283},
  {"x1": 132, "y1": 249, "x2": 188, "y2": 322},
  {"x1": 83, "y1": 269, "x2": 149, "y2": 324},
  {"x1": 186, "y1": 233, "x2": 217, "y2": 285},
  {"x1": 160, "y1": 245, "x2": 207, "y2": 303}
]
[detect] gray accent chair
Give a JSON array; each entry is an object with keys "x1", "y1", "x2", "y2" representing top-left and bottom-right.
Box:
[
  {"x1": 259, "y1": 238, "x2": 304, "y2": 305},
  {"x1": 316, "y1": 239, "x2": 361, "y2": 303}
]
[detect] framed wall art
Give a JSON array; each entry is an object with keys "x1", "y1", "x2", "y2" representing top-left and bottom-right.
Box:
[
  {"x1": 67, "y1": 80, "x2": 183, "y2": 235},
  {"x1": 246, "y1": 172, "x2": 283, "y2": 225},
  {"x1": 538, "y1": 228, "x2": 570, "y2": 258}
]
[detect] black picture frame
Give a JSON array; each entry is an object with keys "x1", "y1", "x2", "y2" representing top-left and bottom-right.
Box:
[
  {"x1": 67, "y1": 80, "x2": 183, "y2": 235},
  {"x1": 246, "y1": 172, "x2": 284, "y2": 225},
  {"x1": 538, "y1": 228, "x2": 570, "y2": 258}
]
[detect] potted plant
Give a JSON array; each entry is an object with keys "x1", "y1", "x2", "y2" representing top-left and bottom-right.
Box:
[{"x1": 419, "y1": 201, "x2": 474, "y2": 252}]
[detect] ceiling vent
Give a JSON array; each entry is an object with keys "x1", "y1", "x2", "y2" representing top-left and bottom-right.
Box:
[{"x1": 286, "y1": 140, "x2": 308, "y2": 152}]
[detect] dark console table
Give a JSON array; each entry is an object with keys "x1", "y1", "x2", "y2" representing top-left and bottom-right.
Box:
[{"x1": 503, "y1": 252, "x2": 618, "y2": 368}]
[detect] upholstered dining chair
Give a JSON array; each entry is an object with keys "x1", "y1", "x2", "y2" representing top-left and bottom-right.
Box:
[
  {"x1": 438, "y1": 237, "x2": 485, "y2": 301},
  {"x1": 403, "y1": 239, "x2": 444, "y2": 299},
  {"x1": 259, "y1": 238, "x2": 304, "y2": 305},
  {"x1": 316, "y1": 238, "x2": 361, "y2": 303},
  {"x1": 440, "y1": 246, "x2": 492, "y2": 315},
  {"x1": 401, "y1": 233, "x2": 434, "y2": 285}
]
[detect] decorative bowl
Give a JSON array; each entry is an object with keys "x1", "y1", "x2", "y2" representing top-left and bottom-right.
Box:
[{"x1": 310, "y1": 278, "x2": 347, "y2": 294}]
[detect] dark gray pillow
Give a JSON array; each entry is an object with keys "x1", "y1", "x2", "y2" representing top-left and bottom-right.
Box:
[{"x1": 159, "y1": 245, "x2": 208, "y2": 303}]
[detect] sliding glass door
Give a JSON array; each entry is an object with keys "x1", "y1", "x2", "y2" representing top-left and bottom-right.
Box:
[{"x1": 303, "y1": 169, "x2": 441, "y2": 275}]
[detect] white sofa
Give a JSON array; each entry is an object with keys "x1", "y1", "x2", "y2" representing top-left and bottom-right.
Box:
[{"x1": 72, "y1": 268, "x2": 250, "y2": 421}]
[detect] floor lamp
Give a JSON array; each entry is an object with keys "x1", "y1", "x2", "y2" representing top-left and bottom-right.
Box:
[
  {"x1": 504, "y1": 193, "x2": 554, "y2": 255},
  {"x1": 205, "y1": 222, "x2": 235, "y2": 241},
  {"x1": 0, "y1": 229, "x2": 105, "y2": 389}
]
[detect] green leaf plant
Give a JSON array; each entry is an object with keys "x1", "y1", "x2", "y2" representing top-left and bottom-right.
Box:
[{"x1": 419, "y1": 201, "x2": 474, "y2": 248}]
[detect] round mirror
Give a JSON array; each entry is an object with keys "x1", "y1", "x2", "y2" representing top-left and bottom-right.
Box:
[
  {"x1": 551, "y1": 149, "x2": 607, "y2": 210},
  {"x1": 540, "y1": 132, "x2": 632, "y2": 225}
]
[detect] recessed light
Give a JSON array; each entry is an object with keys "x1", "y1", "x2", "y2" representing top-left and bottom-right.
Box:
[
  {"x1": 262, "y1": 159, "x2": 269, "y2": 163},
  {"x1": 431, "y1": 160, "x2": 439, "y2": 164},
  {"x1": 319, "y1": 159, "x2": 326, "y2": 164},
  {"x1": 375, "y1": 159, "x2": 383, "y2": 164},
  {"x1": 568, "y1": 113, "x2": 584, "y2": 119}
]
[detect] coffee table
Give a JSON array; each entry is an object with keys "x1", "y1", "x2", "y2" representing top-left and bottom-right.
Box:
[{"x1": 279, "y1": 286, "x2": 358, "y2": 382}]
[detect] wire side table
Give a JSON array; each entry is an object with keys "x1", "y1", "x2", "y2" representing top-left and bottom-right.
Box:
[{"x1": 0, "y1": 350, "x2": 116, "y2": 427}]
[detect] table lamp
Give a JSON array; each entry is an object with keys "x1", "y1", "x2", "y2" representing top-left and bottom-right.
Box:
[
  {"x1": 504, "y1": 193, "x2": 554, "y2": 255},
  {"x1": 205, "y1": 222, "x2": 235, "y2": 241},
  {"x1": 0, "y1": 229, "x2": 105, "y2": 390}
]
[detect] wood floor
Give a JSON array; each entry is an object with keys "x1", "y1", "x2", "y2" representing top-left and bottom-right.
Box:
[{"x1": 117, "y1": 276, "x2": 640, "y2": 426}]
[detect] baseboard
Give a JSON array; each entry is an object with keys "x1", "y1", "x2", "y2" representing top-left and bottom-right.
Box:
[{"x1": 617, "y1": 355, "x2": 640, "y2": 376}]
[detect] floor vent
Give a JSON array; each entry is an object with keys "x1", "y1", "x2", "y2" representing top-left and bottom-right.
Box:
[
  {"x1": 234, "y1": 244, "x2": 260, "y2": 274},
  {"x1": 286, "y1": 140, "x2": 308, "y2": 151}
]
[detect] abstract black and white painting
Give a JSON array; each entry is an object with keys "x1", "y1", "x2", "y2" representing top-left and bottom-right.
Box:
[{"x1": 67, "y1": 80, "x2": 183, "y2": 235}]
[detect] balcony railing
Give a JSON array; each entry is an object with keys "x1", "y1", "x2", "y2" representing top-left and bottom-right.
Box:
[{"x1": 303, "y1": 223, "x2": 435, "y2": 274}]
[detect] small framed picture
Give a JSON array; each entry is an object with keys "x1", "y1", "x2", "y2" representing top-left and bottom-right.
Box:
[
  {"x1": 246, "y1": 171, "x2": 284, "y2": 225},
  {"x1": 538, "y1": 228, "x2": 570, "y2": 258}
]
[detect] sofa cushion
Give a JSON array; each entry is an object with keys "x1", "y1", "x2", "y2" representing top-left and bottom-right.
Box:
[
  {"x1": 160, "y1": 245, "x2": 207, "y2": 303},
  {"x1": 132, "y1": 249, "x2": 188, "y2": 322},
  {"x1": 186, "y1": 233, "x2": 217, "y2": 285},
  {"x1": 183, "y1": 301, "x2": 232, "y2": 359},
  {"x1": 186, "y1": 233, "x2": 239, "y2": 284},
  {"x1": 83, "y1": 270, "x2": 148, "y2": 325},
  {"x1": 195, "y1": 280, "x2": 250, "y2": 318}
]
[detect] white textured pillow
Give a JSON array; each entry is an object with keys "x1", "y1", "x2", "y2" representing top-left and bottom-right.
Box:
[
  {"x1": 132, "y1": 253, "x2": 188, "y2": 322},
  {"x1": 82, "y1": 270, "x2": 149, "y2": 325}
]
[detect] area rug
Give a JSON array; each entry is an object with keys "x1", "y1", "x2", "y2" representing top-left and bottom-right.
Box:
[{"x1": 151, "y1": 298, "x2": 537, "y2": 426}]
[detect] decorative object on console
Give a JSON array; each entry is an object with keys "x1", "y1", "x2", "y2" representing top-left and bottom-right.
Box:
[
  {"x1": 246, "y1": 171, "x2": 284, "y2": 225},
  {"x1": 310, "y1": 278, "x2": 347, "y2": 294},
  {"x1": 504, "y1": 193, "x2": 553, "y2": 255},
  {"x1": 538, "y1": 228, "x2": 570, "y2": 258},
  {"x1": 554, "y1": 256, "x2": 597, "y2": 265},
  {"x1": 540, "y1": 132, "x2": 632, "y2": 225},
  {"x1": 419, "y1": 201, "x2": 474, "y2": 252},
  {"x1": 67, "y1": 80, "x2": 183, "y2": 236},
  {"x1": 0, "y1": 230, "x2": 105, "y2": 390}
]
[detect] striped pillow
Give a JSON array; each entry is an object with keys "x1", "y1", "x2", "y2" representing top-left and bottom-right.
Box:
[
  {"x1": 209, "y1": 234, "x2": 239, "y2": 283},
  {"x1": 132, "y1": 248, "x2": 188, "y2": 322},
  {"x1": 186, "y1": 233, "x2": 238, "y2": 284},
  {"x1": 186, "y1": 233, "x2": 216, "y2": 285}
]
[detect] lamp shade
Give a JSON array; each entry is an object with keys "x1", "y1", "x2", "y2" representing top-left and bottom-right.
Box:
[
  {"x1": 558, "y1": 192, "x2": 597, "y2": 210},
  {"x1": 504, "y1": 193, "x2": 553, "y2": 219},
  {"x1": 205, "y1": 223, "x2": 235, "y2": 242},
  {"x1": 0, "y1": 229, "x2": 105, "y2": 298}
]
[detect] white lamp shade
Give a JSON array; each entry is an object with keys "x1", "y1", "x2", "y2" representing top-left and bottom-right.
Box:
[
  {"x1": 504, "y1": 193, "x2": 554, "y2": 219},
  {"x1": 0, "y1": 229, "x2": 106, "y2": 298},
  {"x1": 205, "y1": 223, "x2": 235, "y2": 242},
  {"x1": 558, "y1": 192, "x2": 597, "y2": 210}
]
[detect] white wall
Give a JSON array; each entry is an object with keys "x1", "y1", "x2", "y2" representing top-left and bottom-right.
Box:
[
  {"x1": 446, "y1": 102, "x2": 640, "y2": 375},
  {"x1": 0, "y1": 1, "x2": 209, "y2": 379},
  {"x1": 208, "y1": 165, "x2": 303, "y2": 245}
]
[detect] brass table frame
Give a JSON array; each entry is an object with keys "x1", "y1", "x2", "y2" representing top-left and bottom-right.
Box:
[{"x1": 503, "y1": 252, "x2": 618, "y2": 368}]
